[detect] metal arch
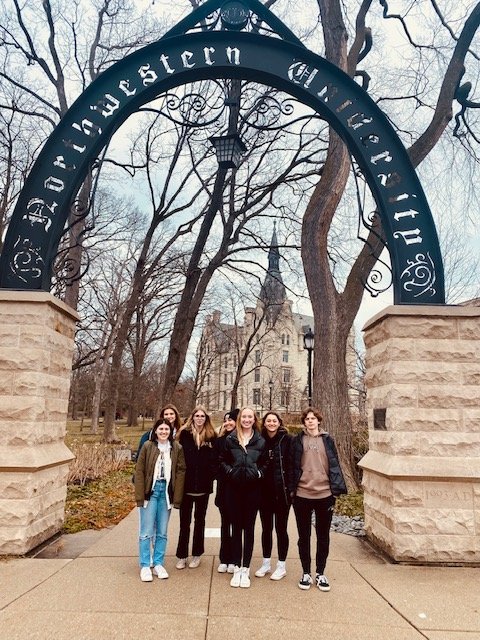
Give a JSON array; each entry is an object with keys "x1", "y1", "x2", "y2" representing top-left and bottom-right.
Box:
[
  {"x1": 163, "y1": 0, "x2": 304, "y2": 46},
  {"x1": 0, "y1": 30, "x2": 445, "y2": 304}
]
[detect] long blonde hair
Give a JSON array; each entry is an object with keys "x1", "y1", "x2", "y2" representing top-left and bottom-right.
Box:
[
  {"x1": 176, "y1": 405, "x2": 216, "y2": 446},
  {"x1": 236, "y1": 406, "x2": 260, "y2": 450}
]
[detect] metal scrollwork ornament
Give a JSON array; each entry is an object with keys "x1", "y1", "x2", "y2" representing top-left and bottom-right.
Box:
[{"x1": 400, "y1": 253, "x2": 437, "y2": 298}]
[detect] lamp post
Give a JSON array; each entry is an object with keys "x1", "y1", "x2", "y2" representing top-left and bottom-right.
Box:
[
  {"x1": 209, "y1": 133, "x2": 246, "y2": 169},
  {"x1": 303, "y1": 328, "x2": 314, "y2": 407},
  {"x1": 268, "y1": 378, "x2": 273, "y2": 410}
]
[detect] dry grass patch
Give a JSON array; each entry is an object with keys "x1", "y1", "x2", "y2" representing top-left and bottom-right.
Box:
[
  {"x1": 67, "y1": 441, "x2": 131, "y2": 486},
  {"x1": 64, "y1": 464, "x2": 136, "y2": 534}
]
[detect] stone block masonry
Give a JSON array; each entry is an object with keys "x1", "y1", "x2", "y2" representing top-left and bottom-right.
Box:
[
  {"x1": 359, "y1": 305, "x2": 480, "y2": 564},
  {"x1": 0, "y1": 292, "x2": 78, "y2": 555}
]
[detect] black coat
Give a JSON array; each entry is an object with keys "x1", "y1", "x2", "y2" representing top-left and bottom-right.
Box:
[
  {"x1": 178, "y1": 429, "x2": 216, "y2": 494},
  {"x1": 213, "y1": 433, "x2": 230, "y2": 509},
  {"x1": 220, "y1": 430, "x2": 267, "y2": 486},
  {"x1": 288, "y1": 431, "x2": 347, "y2": 497},
  {"x1": 261, "y1": 428, "x2": 292, "y2": 508}
]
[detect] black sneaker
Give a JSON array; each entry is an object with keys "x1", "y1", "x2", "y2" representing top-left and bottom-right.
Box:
[
  {"x1": 315, "y1": 574, "x2": 330, "y2": 591},
  {"x1": 298, "y1": 573, "x2": 313, "y2": 590}
]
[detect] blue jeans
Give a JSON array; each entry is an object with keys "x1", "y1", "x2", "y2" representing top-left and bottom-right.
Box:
[{"x1": 138, "y1": 480, "x2": 170, "y2": 568}]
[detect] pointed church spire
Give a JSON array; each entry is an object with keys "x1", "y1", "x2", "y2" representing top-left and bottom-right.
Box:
[{"x1": 260, "y1": 224, "x2": 286, "y2": 324}]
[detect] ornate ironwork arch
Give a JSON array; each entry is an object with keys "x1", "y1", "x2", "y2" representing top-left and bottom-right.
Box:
[{"x1": 0, "y1": 0, "x2": 445, "y2": 303}]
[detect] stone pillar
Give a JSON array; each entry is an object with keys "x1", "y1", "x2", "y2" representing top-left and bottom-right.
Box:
[
  {"x1": 359, "y1": 305, "x2": 480, "y2": 564},
  {"x1": 0, "y1": 291, "x2": 78, "y2": 555}
]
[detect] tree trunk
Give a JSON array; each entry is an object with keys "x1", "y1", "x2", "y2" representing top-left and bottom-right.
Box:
[
  {"x1": 64, "y1": 176, "x2": 92, "y2": 310},
  {"x1": 301, "y1": 130, "x2": 359, "y2": 486},
  {"x1": 161, "y1": 167, "x2": 228, "y2": 403}
]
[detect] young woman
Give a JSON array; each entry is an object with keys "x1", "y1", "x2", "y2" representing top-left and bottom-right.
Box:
[
  {"x1": 136, "y1": 404, "x2": 182, "y2": 459},
  {"x1": 288, "y1": 408, "x2": 347, "y2": 592},
  {"x1": 220, "y1": 407, "x2": 267, "y2": 588},
  {"x1": 255, "y1": 411, "x2": 291, "y2": 581},
  {"x1": 175, "y1": 405, "x2": 217, "y2": 569},
  {"x1": 214, "y1": 408, "x2": 239, "y2": 574},
  {"x1": 160, "y1": 404, "x2": 182, "y2": 438},
  {"x1": 134, "y1": 419, "x2": 186, "y2": 582}
]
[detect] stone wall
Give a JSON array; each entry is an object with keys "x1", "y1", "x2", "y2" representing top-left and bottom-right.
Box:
[
  {"x1": 0, "y1": 292, "x2": 78, "y2": 554},
  {"x1": 359, "y1": 305, "x2": 480, "y2": 564}
]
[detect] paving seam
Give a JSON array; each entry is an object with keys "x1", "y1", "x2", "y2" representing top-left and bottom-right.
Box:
[
  {"x1": 0, "y1": 560, "x2": 73, "y2": 612},
  {"x1": 205, "y1": 555, "x2": 216, "y2": 640},
  {"x1": 351, "y1": 564, "x2": 430, "y2": 639}
]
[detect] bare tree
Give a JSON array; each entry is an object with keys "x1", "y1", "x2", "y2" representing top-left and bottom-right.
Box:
[
  {"x1": 0, "y1": 0, "x2": 162, "y2": 307},
  {"x1": 299, "y1": 0, "x2": 480, "y2": 486}
]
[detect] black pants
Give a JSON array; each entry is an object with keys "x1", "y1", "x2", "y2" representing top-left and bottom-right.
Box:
[
  {"x1": 218, "y1": 506, "x2": 234, "y2": 565},
  {"x1": 176, "y1": 493, "x2": 209, "y2": 558},
  {"x1": 259, "y1": 500, "x2": 290, "y2": 561},
  {"x1": 293, "y1": 495, "x2": 335, "y2": 575},
  {"x1": 231, "y1": 491, "x2": 259, "y2": 568}
]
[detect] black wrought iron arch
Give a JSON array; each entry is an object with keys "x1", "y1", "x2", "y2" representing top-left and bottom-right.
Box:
[{"x1": 0, "y1": 26, "x2": 445, "y2": 303}]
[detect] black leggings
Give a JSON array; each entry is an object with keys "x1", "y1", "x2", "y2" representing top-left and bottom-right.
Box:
[
  {"x1": 293, "y1": 494, "x2": 335, "y2": 575},
  {"x1": 231, "y1": 493, "x2": 259, "y2": 568},
  {"x1": 259, "y1": 500, "x2": 290, "y2": 561},
  {"x1": 218, "y1": 506, "x2": 234, "y2": 565}
]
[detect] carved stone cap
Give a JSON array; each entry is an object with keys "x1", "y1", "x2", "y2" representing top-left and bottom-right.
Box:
[
  {"x1": 363, "y1": 304, "x2": 480, "y2": 332},
  {"x1": 0, "y1": 290, "x2": 79, "y2": 322}
]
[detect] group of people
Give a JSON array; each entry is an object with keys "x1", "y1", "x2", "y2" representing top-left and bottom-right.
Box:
[{"x1": 133, "y1": 403, "x2": 347, "y2": 591}]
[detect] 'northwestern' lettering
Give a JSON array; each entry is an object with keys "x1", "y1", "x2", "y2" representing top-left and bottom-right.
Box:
[
  {"x1": 138, "y1": 64, "x2": 158, "y2": 86},
  {"x1": 90, "y1": 94, "x2": 120, "y2": 118}
]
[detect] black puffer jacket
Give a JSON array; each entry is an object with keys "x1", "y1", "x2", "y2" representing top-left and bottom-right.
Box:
[
  {"x1": 288, "y1": 431, "x2": 347, "y2": 497},
  {"x1": 220, "y1": 430, "x2": 267, "y2": 485},
  {"x1": 213, "y1": 432, "x2": 230, "y2": 509},
  {"x1": 178, "y1": 429, "x2": 216, "y2": 494},
  {"x1": 261, "y1": 428, "x2": 292, "y2": 508}
]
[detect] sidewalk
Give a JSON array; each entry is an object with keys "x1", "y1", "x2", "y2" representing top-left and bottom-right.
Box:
[{"x1": 0, "y1": 500, "x2": 479, "y2": 640}]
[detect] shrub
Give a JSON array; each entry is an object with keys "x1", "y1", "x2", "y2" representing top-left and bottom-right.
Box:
[
  {"x1": 335, "y1": 491, "x2": 364, "y2": 517},
  {"x1": 67, "y1": 442, "x2": 131, "y2": 486}
]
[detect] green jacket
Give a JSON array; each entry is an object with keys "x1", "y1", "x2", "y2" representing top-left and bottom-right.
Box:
[{"x1": 134, "y1": 440, "x2": 186, "y2": 508}]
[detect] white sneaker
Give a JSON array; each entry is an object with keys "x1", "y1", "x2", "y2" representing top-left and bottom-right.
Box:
[
  {"x1": 315, "y1": 573, "x2": 331, "y2": 592},
  {"x1": 227, "y1": 564, "x2": 235, "y2": 574},
  {"x1": 230, "y1": 566, "x2": 241, "y2": 587},
  {"x1": 152, "y1": 565, "x2": 169, "y2": 579},
  {"x1": 189, "y1": 556, "x2": 201, "y2": 568},
  {"x1": 176, "y1": 558, "x2": 187, "y2": 569},
  {"x1": 298, "y1": 573, "x2": 313, "y2": 590},
  {"x1": 217, "y1": 563, "x2": 228, "y2": 573},
  {"x1": 239, "y1": 567, "x2": 251, "y2": 588},
  {"x1": 254, "y1": 559, "x2": 271, "y2": 577},
  {"x1": 270, "y1": 562, "x2": 287, "y2": 581},
  {"x1": 140, "y1": 567, "x2": 153, "y2": 582}
]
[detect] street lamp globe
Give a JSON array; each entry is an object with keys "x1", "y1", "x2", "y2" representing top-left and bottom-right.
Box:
[{"x1": 303, "y1": 328, "x2": 314, "y2": 351}]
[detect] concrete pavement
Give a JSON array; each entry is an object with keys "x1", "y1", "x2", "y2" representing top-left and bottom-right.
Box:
[{"x1": 0, "y1": 500, "x2": 479, "y2": 640}]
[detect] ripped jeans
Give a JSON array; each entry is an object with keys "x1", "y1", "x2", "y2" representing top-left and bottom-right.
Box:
[{"x1": 138, "y1": 479, "x2": 171, "y2": 568}]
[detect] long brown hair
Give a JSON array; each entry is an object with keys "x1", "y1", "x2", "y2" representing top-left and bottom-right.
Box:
[
  {"x1": 176, "y1": 405, "x2": 216, "y2": 445},
  {"x1": 159, "y1": 403, "x2": 181, "y2": 433},
  {"x1": 150, "y1": 420, "x2": 174, "y2": 444},
  {"x1": 261, "y1": 411, "x2": 288, "y2": 439}
]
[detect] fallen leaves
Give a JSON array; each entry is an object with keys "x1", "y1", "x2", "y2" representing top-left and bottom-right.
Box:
[{"x1": 63, "y1": 464, "x2": 136, "y2": 534}]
